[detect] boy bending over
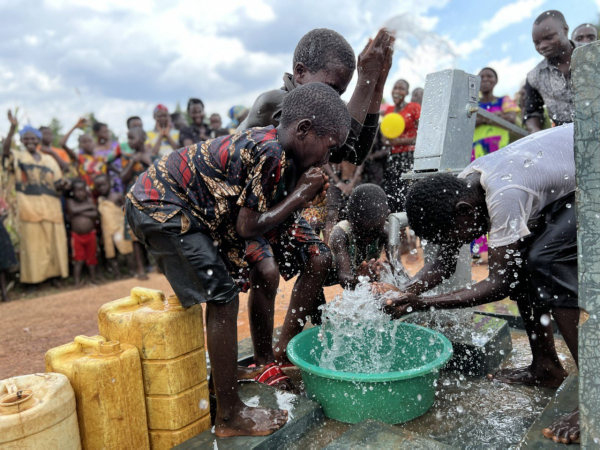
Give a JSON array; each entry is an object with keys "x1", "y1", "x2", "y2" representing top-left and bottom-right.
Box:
[
  {"x1": 329, "y1": 184, "x2": 389, "y2": 289},
  {"x1": 377, "y1": 124, "x2": 580, "y2": 444},
  {"x1": 125, "y1": 83, "x2": 350, "y2": 437}
]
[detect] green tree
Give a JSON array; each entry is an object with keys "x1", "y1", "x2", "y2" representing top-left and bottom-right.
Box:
[{"x1": 48, "y1": 117, "x2": 62, "y2": 146}]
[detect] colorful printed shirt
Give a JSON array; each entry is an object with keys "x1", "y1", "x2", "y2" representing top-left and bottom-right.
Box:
[
  {"x1": 120, "y1": 152, "x2": 156, "y2": 194},
  {"x1": 78, "y1": 153, "x2": 107, "y2": 187},
  {"x1": 472, "y1": 96, "x2": 519, "y2": 159},
  {"x1": 384, "y1": 103, "x2": 421, "y2": 154},
  {"x1": 128, "y1": 126, "x2": 291, "y2": 250}
]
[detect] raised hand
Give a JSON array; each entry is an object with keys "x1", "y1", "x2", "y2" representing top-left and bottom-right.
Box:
[
  {"x1": 76, "y1": 117, "x2": 87, "y2": 129},
  {"x1": 7, "y1": 110, "x2": 17, "y2": 127},
  {"x1": 357, "y1": 28, "x2": 391, "y2": 83}
]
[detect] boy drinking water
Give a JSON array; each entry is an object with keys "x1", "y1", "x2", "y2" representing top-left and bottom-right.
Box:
[
  {"x1": 125, "y1": 83, "x2": 350, "y2": 437},
  {"x1": 66, "y1": 178, "x2": 99, "y2": 286},
  {"x1": 377, "y1": 124, "x2": 580, "y2": 444}
]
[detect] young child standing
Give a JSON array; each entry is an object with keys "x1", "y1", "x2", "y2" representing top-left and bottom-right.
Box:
[
  {"x1": 66, "y1": 179, "x2": 98, "y2": 286},
  {"x1": 61, "y1": 118, "x2": 107, "y2": 188},
  {"x1": 209, "y1": 113, "x2": 229, "y2": 139},
  {"x1": 126, "y1": 83, "x2": 350, "y2": 437},
  {"x1": 120, "y1": 127, "x2": 153, "y2": 279},
  {"x1": 94, "y1": 174, "x2": 134, "y2": 279}
]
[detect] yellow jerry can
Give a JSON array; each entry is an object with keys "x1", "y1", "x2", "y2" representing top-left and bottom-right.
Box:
[
  {"x1": 45, "y1": 335, "x2": 150, "y2": 450},
  {"x1": 0, "y1": 373, "x2": 81, "y2": 450},
  {"x1": 98, "y1": 288, "x2": 210, "y2": 449}
]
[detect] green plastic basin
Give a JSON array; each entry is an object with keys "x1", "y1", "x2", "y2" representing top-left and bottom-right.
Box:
[{"x1": 287, "y1": 323, "x2": 453, "y2": 424}]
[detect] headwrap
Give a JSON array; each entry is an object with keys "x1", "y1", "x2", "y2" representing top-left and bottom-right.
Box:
[
  {"x1": 227, "y1": 105, "x2": 249, "y2": 127},
  {"x1": 154, "y1": 104, "x2": 169, "y2": 114},
  {"x1": 19, "y1": 125, "x2": 42, "y2": 139}
]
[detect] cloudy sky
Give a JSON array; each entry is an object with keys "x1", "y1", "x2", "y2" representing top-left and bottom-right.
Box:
[{"x1": 1, "y1": 0, "x2": 598, "y2": 141}]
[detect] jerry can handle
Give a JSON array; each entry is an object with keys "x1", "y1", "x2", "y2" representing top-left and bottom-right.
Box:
[
  {"x1": 129, "y1": 287, "x2": 165, "y2": 306},
  {"x1": 4, "y1": 378, "x2": 18, "y2": 395},
  {"x1": 74, "y1": 335, "x2": 106, "y2": 352}
]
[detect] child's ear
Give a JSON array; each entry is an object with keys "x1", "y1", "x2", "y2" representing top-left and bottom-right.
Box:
[
  {"x1": 295, "y1": 119, "x2": 313, "y2": 140},
  {"x1": 455, "y1": 201, "x2": 474, "y2": 216},
  {"x1": 293, "y1": 62, "x2": 308, "y2": 81}
]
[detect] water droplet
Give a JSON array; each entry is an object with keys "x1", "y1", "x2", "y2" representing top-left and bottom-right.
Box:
[
  {"x1": 457, "y1": 405, "x2": 464, "y2": 414},
  {"x1": 523, "y1": 159, "x2": 532, "y2": 168},
  {"x1": 207, "y1": 269, "x2": 213, "y2": 276},
  {"x1": 537, "y1": 151, "x2": 543, "y2": 158},
  {"x1": 501, "y1": 174, "x2": 512, "y2": 181},
  {"x1": 199, "y1": 399, "x2": 209, "y2": 410},
  {"x1": 540, "y1": 314, "x2": 551, "y2": 326},
  {"x1": 566, "y1": 203, "x2": 572, "y2": 209},
  {"x1": 564, "y1": 174, "x2": 569, "y2": 180}
]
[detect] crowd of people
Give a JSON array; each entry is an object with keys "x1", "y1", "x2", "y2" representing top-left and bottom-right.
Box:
[{"x1": 0, "y1": 8, "x2": 596, "y2": 443}]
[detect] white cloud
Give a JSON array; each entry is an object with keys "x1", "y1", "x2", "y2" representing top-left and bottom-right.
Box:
[{"x1": 451, "y1": 0, "x2": 546, "y2": 56}]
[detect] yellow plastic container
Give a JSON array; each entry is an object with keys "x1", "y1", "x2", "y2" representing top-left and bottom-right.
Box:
[
  {"x1": 0, "y1": 373, "x2": 81, "y2": 450},
  {"x1": 98, "y1": 288, "x2": 210, "y2": 449},
  {"x1": 45, "y1": 335, "x2": 150, "y2": 450}
]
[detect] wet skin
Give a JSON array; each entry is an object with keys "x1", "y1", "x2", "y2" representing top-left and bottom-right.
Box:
[{"x1": 542, "y1": 407, "x2": 580, "y2": 444}]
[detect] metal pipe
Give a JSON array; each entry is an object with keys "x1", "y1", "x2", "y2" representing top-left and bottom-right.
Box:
[
  {"x1": 388, "y1": 213, "x2": 409, "y2": 247},
  {"x1": 470, "y1": 106, "x2": 529, "y2": 137}
]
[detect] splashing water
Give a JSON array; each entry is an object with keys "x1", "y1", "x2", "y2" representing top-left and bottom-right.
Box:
[{"x1": 318, "y1": 280, "x2": 402, "y2": 373}]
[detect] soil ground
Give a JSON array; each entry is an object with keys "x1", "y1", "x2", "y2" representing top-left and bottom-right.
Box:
[{"x1": 0, "y1": 251, "x2": 489, "y2": 380}]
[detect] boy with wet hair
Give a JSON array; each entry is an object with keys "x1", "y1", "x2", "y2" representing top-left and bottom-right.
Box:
[
  {"x1": 376, "y1": 124, "x2": 580, "y2": 444},
  {"x1": 525, "y1": 10, "x2": 574, "y2": 133},
  {"x1": 126, "y1": 82, "x2": 350, "y2": 437},
  {"x1": 572, "y1": 23, "x2": 598, "y2": 47},
  {"x1": 66, "y1": 178, "x2": 99, "y2": 286},
  {"x1": 239, "y1": 27, "x2": 394, "y2": 376},
  {"x1": 329, "y1": 184, "x2": 389, "y2": 289},
  {"x1": 94, "y1": 174, "x2": 134, "y2": 279}
]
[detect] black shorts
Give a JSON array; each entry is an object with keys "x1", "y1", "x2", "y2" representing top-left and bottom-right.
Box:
[
  {"x1": 125, "y1": 200, "x2": 240, "y2": 308},
  {"x1": 515, "y1": 192, "x2": 578, "y2": 310}
]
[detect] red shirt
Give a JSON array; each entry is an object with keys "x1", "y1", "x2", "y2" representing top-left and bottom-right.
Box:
[{"x1": 384, "y1": 102, "x2": 421, "y2": 154}]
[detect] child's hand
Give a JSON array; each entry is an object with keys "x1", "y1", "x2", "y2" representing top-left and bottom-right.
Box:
[
  {"x1": 76, "y1": 118, "x2": 87, "y2": 129},
  {"x1": 7, "y1": 110, "x2": 17, "y2": 127},
  {"x1": 381, "y1": 292, "x2": 421, "y2": 318},
  {"x1": 367, "y1": 258, "x2": 387, "y2": 280},
  {"x1": 371, "y1": 281, "x2": 401, "y2": 295},
  {"x1": 295, "y1": 167, "x2": 327, "y2": 206}
]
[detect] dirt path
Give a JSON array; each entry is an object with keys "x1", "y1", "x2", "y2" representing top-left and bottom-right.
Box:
[{"x1": 0, "y1": 252, "x2": 488, "y2": 380}]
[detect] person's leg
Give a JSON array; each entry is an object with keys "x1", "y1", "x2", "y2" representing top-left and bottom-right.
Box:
[
  {"x1": 542, "y1": 307, "x2": 580, "y2": 444},
  {"x1": 492, "y1": 294, "x2": 568, "y2": 387},
  {"x1": 73, "y1": 261, "x2": 84, "y2": 286},
  {"x1": 108, "y1": 258, "x2": 121, "y2": 279},
  {"x1": 208, "y1": 297, "x2": 288, "y2": 437},
  {"x1": 87, "y1": 264, "x2": 97, "y2": 284},
  {"x1": 274, "y1": 250, "x2": 332, "y2": 363},
  {"x1": 133, "y1": 241, "x2": 148, "y2": 280},
  {"x1": 248, "y1": 257, "x2": 280, "y2": 366},
  {"x1": 0, "y1": 271, "x2": 8, "y2": 302}
]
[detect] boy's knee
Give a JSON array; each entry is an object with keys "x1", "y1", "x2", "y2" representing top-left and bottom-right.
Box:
[
  {"x1": 307, "y1": 248, "x2": 333, "y2": 275},
  {"x1": 251, "y1": 258, "x2": 280, "y2": 292}
]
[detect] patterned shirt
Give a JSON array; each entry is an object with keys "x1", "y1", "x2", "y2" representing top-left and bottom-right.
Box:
[
  {"x1": 128, "y1": 126, "x2": 290, "y2": 247},
  {"x1": 524, "y1": 43, "x2": 575, "y2": 126}
]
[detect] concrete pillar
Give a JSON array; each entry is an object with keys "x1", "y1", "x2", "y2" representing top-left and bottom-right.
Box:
[{"x1": 572, "y1": 40, "x2": 600, "y2": 447}]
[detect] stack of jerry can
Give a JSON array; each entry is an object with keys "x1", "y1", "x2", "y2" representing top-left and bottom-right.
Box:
[
  {"x1": 45, "y1": 335, "x2": 149, "y2": 450},
  {"x1": 98, "y1": 288, "x2": 210, "y2": 449}
]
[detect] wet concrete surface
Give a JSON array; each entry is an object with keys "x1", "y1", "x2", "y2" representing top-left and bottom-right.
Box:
[{"x1": 287, "y1": 330, "x2": 577, "y2": 449}]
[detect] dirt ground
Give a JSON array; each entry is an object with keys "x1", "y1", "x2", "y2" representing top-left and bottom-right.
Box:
[{"x1": 0, "y1": 252, "x2": 488, "y2": 380}]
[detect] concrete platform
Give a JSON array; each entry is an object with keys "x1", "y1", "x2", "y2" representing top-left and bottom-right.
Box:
[
  {"x1": 324, "y1": 419, "x2": 450, "y2": 449},
  {"x1": 175, "y1": 382, "x2": 324, "y2": 450},
  {"x1": 402, "y1": 311, "x2": 512, "y2": 376},
  {"x1": 519, "y1": 375, "x2": 580, "y2": 449}
]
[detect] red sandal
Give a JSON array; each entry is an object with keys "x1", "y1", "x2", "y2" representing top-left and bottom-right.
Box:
[{"x1": 253, "y1": 362, "x2": 291, "y2": 387}]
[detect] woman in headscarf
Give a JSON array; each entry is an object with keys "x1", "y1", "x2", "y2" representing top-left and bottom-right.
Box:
[
  {"x1": 226, "y1": 105, "x2": 249, "y2": 132},
  {"x1": 2, "y1": 112, "x2": 69, "y2": 288}
]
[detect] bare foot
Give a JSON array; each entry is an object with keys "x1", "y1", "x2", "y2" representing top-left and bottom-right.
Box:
[
  {"x1": 215, "y1": 403, "x2": 288, "y2": 438},
  {"x1": 487, "y1": 365, "x2": 567, "y2": 388},
  {"x1": 135, "y1": 272, "x2": 149, "y2": 280},
  {"x1": 542, "y1": 407, "x2": 580, "y2": 444}
]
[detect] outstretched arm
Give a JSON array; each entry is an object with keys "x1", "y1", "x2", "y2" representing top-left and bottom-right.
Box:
[
  {"x1": 384, "y1": 241, "x2": 522, "y2": 317},
  {"x1": 60, "y1": 118, "x2": 86, "y2": 159},
  {"x1": 2, "y1": 110, "x2": 17, "y2": 158}
]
